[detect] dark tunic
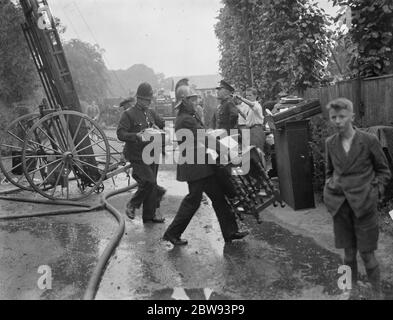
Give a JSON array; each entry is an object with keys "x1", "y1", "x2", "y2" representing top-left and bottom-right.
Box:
[
  {"x1": 211, "y1": 97, "x2": 238, "y2": 132},
  {"x1": 175, "y1": 104, "x2": 214, "y2": 182},
  {"x1": 117, "y1": 103, "x2": 164, "y2": 162}
]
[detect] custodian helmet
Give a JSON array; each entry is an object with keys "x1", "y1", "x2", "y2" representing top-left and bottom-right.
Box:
[{"x1": 136, "y1": 82, "x2": 154, "y2": 100}]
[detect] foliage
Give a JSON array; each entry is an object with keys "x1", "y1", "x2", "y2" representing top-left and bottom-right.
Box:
[
  {"x1": 309, "y1": 115, "x2": 336, "y2": 197},
  {"x1": 106, "y1": 64, "x2": 160, "y2": 98},
  {"x1": 63, "y1": 39, "x2": 109, "y2": 103},
  {"x1": 331, "y1": 0, "x2": 393, "y2": 78},
  {"x1": 324, "y1": 30, "x2": 354, "y2": 82},
  {"x1": 0, "y1": 0, "x2": 39, "y2": 103},
  {"x1": 215, "y1": 2, "x2": 252, "y2": 92},
  {"x1": 215, "y1": 0, "x2": 332, "y2": 99}
]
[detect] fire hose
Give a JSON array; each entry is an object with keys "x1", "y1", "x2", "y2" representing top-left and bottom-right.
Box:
[{"x1": 0, "y1": 183, "x2": 138, "y2": 300}]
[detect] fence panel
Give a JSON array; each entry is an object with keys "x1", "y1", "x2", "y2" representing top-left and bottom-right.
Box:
[{"x1": 301, "y1": 74, "x2": 393, "y2": 127}]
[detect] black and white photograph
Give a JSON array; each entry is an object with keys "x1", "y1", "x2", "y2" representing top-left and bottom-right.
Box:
[{"x1": 1, "y1": 0, "x2": 393, "y2": 305}]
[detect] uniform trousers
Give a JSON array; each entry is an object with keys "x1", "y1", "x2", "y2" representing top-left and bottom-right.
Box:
[
  {"x1": 128, "y1": 162, "x2": 163, "y2": 220},
  {"x1": 165, "y1": 174, "x2": 238, "y2": 240}
]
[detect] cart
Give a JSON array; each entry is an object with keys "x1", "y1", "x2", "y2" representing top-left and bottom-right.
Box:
[{"x1": 0, "y1": 0, "x2": 130, "y2": 200}]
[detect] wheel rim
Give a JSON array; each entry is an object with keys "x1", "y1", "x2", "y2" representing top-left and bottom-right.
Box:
[
  {"x1": 0, "y1": 113, "x2": 40, "y2": 190},
  {"x1": 22, "y1": 111, "x2": 110, "y2": 200}
]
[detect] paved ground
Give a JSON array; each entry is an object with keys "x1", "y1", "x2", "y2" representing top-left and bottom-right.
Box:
[{"x1": 1, "y1": 167, "x2": 393, "y2": 300}]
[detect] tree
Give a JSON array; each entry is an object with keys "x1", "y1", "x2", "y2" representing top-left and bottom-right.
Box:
[
  {"x1": 215, "y1": 0, "x2": 332, "y2": 99},
  {"x1": 106, "y1": 64, "x2": 160, "y2": 98},
  {"x1": 63, "y1": 39, "x2": 109, "y2": 103},
  {"x1": 156, "y1": 72, "x2": 173, "y2": 91},
  {"x1": 215, "y1": 1, "x2": 256, "y2": 91},
  {"x1": 0, "y1": 0, "x2": 39, "y2": 103},
  {"x1": 331, "y1": 0, "x2": 393, "y2": 78}
]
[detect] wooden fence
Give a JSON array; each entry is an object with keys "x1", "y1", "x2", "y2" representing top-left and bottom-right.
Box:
[{"x1": 301, "y1": 74, "x2": 393, "y2": 127}]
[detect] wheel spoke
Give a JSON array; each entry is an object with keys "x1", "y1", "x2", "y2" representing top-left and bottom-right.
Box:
[
  {"x1": 72, "y1": 160, "x2": 98, "y2": 186},
  {"x1": 75, "y1": 138, "x2": 105, "y2": 154},
  {"x1": 7, "y1": 130, "x2": 25, "y2": 144},
  {"x1": 37, "y1": 126, "x2": 64, "y2": 153},
  {"x1": 8, "y1": 161, "x2": 23, "y2": 173},
  {"x1": 27, "y1": 158, "x2": 62, "y2": 175},
  {"x1": 72, "y1": 117, "x2": 84, "y2": 145},
  {"x1": 51, "y1": 162, "x2": 65, "y2": 197},
  {"x1": 24, "y1": 154, "x2": 56, "y2": 158},
  {"x1": 53, "y1": 116, "x2": 69, "y2": 151},
  {"x1": 17, "y1": 121, "x2": 27, "y2": 134},
  {"x1": 73, "y1": 158, "x2": 102, "y2": 171},
  {"x1": 1, "y1": 143, "x2": 23, "y2": 150},
  {"x1": 65, "y1": 114, "x2": 70, "y2": 146},
  {"x1": 37, "y1": 160, "x2": 63, "y2": 188},
  {"x1": 0, "y1": 154, "x2": 25, "y2": 160},
  {"x1": 72, "y1": 127, "x2": 97, "y2": 153},
  {"x1": 16, "y1": 159, "x2": 35, "y2": 184},
  {"x1": 27, "y1": 140, "x2": 59, "y2": 154},
  {"x1": 93, "y1": 139, "x2": 109, "y2": 154},
  {"x1": 74, "y1": 153, "x2": 119, "y2": 157}
]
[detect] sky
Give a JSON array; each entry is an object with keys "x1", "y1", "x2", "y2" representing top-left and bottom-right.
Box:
[{"x1": 47, "y1": 0, "x2": 339, "y2": 78}]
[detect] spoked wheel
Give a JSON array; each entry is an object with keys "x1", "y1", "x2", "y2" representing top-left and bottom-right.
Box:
[
  {"x1": 21, "y1": 111, "x2": 110, "y2": 200},
  {"x1": 0, "y1": 113, "x2": 41, "y2": 190}
]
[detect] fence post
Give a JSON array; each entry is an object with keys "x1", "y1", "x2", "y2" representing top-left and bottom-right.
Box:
[{"x1": 356, "y1": 77, "x2": 365, "y2": 127}]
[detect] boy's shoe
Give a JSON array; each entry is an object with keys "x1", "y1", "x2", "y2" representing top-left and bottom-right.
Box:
[{"x1": 125, "y1": 206, "x2": 136, "y2": 219}]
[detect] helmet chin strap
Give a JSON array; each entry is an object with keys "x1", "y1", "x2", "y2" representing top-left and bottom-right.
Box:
[{"x1": 182, "y1": 98, "x2": 195, "y2": 112}]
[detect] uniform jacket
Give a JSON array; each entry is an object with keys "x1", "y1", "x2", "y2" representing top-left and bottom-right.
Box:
[
  {"x1": 211, "y1": 97, "x2": 238, "y2": 132},
  {"x1": 117, "y1": 103, "x2": 164, "y2": 162},
  {"x1": 323, "y1": 129, "x2": 391, "y2": 218},
  {"x1": 175, "y1": 104, "x2": 215, "y2": 182}
]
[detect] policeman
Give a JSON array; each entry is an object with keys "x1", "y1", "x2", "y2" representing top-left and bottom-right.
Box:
[
  {"x1": 117, "y1": 82, "x2": 166, "y2": 223},
  {"x1": 117, "y1": 97, "x2": 136, "y2": 164},
  {"x1": 211, "y1": 80, "x2": 238, "y2": 132},
  {"x1": 163, "y1": 82, "x2": 248, "y2": 245}
]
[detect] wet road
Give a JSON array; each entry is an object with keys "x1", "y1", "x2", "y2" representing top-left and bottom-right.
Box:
[{"x1": 1, "y1": 170, "x2": 392, "y2": 300}]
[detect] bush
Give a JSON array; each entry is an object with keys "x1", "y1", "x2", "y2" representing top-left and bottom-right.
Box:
[{"x1": 309, "y1": 115, "x2": 335, "y2": 199}]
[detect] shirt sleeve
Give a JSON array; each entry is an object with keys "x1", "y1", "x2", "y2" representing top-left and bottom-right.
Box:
[
  {"x1": 117, "y1": 111, "x2": 139, "y2": 142},
  {"x1": 251, "y1": 102, "x2": 264, "y2": 121}
]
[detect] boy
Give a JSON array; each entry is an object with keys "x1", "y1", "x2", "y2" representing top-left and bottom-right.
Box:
[{"x1": 324, "y1": 98, "x2": 391, "y2": 298}]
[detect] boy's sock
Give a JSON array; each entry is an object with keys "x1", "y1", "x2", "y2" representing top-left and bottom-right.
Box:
[
  {"x1": 366, "y1": 265, "x2": 382, "y2": 298},
  {"x1": 344, "y1": 259, "x2": 358, "y2": 287},
  {"x1": 349, "y1": 260, "x2": 358, "y2": 286}
]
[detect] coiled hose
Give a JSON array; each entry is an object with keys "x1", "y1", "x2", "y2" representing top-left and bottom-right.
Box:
[{"x1": 0, "y1": 183, "x2": 138, "y2": 300}]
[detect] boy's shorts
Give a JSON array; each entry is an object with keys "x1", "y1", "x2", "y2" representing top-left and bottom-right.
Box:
[{"x1": 333, "y1": 200, "x2": 379, "y2": 252}]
